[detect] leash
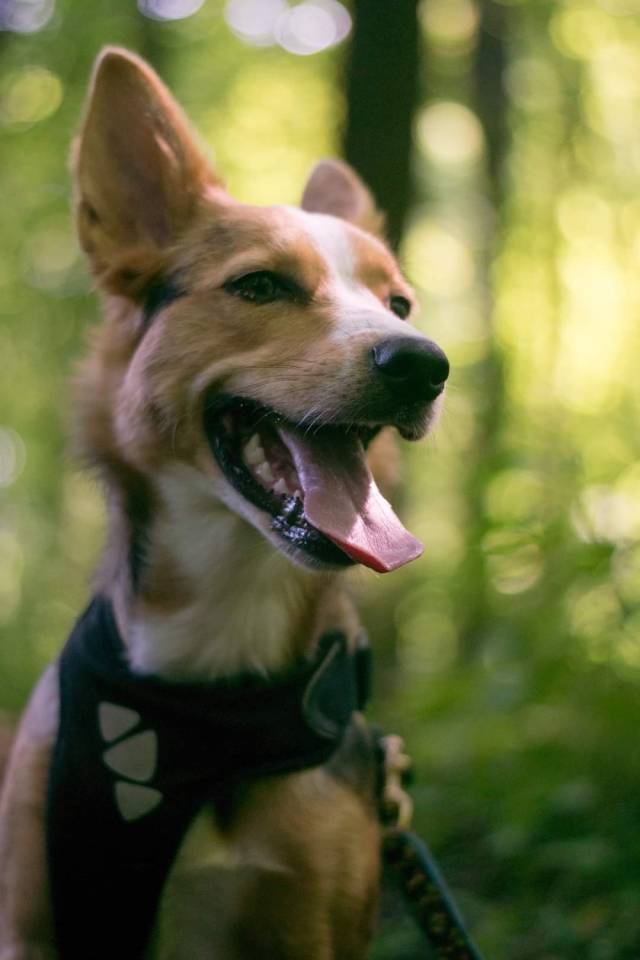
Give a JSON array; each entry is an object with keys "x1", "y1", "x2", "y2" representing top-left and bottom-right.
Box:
[
  {"x1": 377, "y1": 736, "x2": 486, "y2": 960},
  {"x1": 383, "y1": 829, "x2": 485, "y2": 960}
]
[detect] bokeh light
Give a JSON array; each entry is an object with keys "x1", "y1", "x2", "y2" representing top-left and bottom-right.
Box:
[
  {"x1": 138, "y1": 0, "x2": 205, "y2": 22},
  {"x1": 0, "y1": 0, "x2": 54, "y2": 33},
  {"x1": 22, "y1": 222, "x2": 79, "y2": 291},
  {"x1": 420, "y1": 0, "x2": 480, "y2": 52},
  {"x1": 275, "y1": 0, "x2": 351, "y2": 56},
  {"x1": 225, "y1": 0, "x2": 351, "y2": 55},
  {"x1": 0, "y1": 427, "x2": 26, "y2": 488},
  {"x1": 0, "y1": 66, "x2": 62, "y2": 129},
  {"x1": 224, "y1": 0, "x2": 287, "y2": 46},
  {"x1": 416, "y1": 101, "x2": 484, "y2": 168},
  {"x1": 404, "y1": 221, "x2": 475, "y2": 299}
]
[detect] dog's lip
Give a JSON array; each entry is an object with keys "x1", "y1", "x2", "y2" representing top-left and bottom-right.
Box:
[{"x1": 204, "y1": 393, "x2": 380, "y2": 442}]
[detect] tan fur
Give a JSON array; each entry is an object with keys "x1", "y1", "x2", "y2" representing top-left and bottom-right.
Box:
[
  {"x1": 0, "y1": 668, "x2": 58, "y2": 958},
  {"x1": 0, "y1": 48, "x2": 440, "y2": 959}
]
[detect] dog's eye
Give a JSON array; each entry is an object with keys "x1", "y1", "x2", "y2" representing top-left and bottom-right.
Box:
[
  {"x1": 224, "y1": 271, "x2": 298, "y2": 305},
  {"x1": 389, "y1": 295, "x2": 412, "y2": 320}
]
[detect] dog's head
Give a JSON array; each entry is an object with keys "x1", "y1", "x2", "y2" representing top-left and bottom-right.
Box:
[{"x1": 75, "y1": 48, "x2": 448, "y2": 575}]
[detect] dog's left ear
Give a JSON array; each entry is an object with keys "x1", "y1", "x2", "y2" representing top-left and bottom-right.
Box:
[{"x1": 301, "y1": 159, "x2": 385, "y2": 237}]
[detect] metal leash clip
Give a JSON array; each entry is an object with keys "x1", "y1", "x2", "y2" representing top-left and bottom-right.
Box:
[{"x1": 378, "y1": 733, "x2": 414, "y2": 829}]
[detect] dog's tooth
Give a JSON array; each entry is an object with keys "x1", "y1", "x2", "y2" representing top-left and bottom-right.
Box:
[
  {"x1": 243, "y1": 434, "x2": 265, "y2": 466},
  {"x1": 272, "y1": 478, "x2": 288, "y2": 496},
  {"x1": 281, "y1": 496, "x2": 299, "y2": 518},
  {"x1": 255, "y1": 461, "x2": 275, "y2": 485}
]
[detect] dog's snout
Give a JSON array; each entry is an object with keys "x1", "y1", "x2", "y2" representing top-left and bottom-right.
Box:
[{"x1": 372, "y1": 336, "x2": 449, "y2": 401}]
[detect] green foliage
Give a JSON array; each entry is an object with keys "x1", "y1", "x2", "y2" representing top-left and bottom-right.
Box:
[{"x1": 1, "y1": 1, "x2": 640, "y2": 957}]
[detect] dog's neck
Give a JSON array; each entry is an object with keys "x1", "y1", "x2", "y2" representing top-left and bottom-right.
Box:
[{"x1": 101, "y1": 462, "x2": 335, "y2": 682}]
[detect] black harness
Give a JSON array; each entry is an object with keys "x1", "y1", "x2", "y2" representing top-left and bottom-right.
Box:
[{"x1": 46, "y1": 596, "x2": 370, "y2": 958}]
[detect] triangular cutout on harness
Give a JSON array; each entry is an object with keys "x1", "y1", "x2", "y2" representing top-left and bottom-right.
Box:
[
  {"x1": 99, "y1": 702, "x2": 140, "y2": 742},
  {"x1": 114, "y1": 782, "x2": 163, "y2": 822},
  {"x1": 103, "y1": 730, "x2": 158, "y2": 782}
]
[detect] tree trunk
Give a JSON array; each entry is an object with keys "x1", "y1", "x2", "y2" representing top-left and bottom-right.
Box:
[
  {"x1": 456, "y1": 0, "x2": 509, "y2": 658},
  {"x1": 342, "y1": 0, "x2": 421, "y2": 249}
]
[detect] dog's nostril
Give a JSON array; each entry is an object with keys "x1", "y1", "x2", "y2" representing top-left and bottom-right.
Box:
[{"x1": 372, "y1": 337, "x2": 449, "y2": 399}]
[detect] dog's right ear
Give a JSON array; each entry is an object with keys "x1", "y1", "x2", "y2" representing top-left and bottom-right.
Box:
[
  {"x1": 301, "y1": 159, "x2": 385, "y2": 238},
  {"x1": 74, "y1": 47, "x2": 221, "y2": 295}
]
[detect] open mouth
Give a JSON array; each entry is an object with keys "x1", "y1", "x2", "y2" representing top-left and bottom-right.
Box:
[{"x1": 203, "y1": 396, "x2": 424, "y2": 573}]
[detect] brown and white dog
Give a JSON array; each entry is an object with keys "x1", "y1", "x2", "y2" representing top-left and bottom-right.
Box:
[{"x1": 0, "y1": 48, "x2": 448, "y2": 959}]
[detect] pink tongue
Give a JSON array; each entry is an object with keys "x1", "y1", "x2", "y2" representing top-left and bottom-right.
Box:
[{"x1": 279, "y1": 426, "x2": 423, "y2": 573}]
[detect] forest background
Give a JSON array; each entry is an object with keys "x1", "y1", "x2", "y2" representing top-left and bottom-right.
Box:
[{"x1": 1, "y1": 0, "x2": 640, "y2": 957}]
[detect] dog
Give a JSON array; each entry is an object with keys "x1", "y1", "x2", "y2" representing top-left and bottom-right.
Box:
[{"x1": 0, "y1": 47, "x2": 448, "y2": 959}]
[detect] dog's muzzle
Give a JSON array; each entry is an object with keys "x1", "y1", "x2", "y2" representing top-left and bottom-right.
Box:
[{"x1": 350, "y1": 334, "x2": 450, "y2": 441}]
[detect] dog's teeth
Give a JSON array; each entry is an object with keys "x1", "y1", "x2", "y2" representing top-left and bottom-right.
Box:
[
  {"x1": 255, "y1": 461, "x2": 275, "y2": 485},
  {"x1": 272, "y1": 478, "x2": 288, "y2": 496},
  {"x1": 281, "y1": 496, "x2": 298, "y2": 516},
  {"x1": 243, "y1": 434, "x2": 265, "y2": 466}
]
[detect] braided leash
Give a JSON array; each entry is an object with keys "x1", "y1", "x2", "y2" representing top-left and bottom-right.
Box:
[
  {"x1": 377, "y1": 734, "x2": 485, "y2": 960},
  {"x1": 383, "y1": 829, "x2": 485, "y2": 960}
]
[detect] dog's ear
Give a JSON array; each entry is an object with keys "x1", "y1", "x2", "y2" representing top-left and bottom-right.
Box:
[
  {"x1": 74, "y1": 46, "x2": 221, "y2": 295},
  {"x1": 301, "y1": 159, "x2": 385, "y2": 237}
]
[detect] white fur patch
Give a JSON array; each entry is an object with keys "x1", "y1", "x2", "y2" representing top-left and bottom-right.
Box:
[
  {"x1": 127, "y1": 462, "x2": 316, "y2": 682},
  {"x1": 286, "y1": 207, "x2": 423, "y2": 346},
  {"x1": 294, "y1": 210, "x2": 360, "y2": 289}
]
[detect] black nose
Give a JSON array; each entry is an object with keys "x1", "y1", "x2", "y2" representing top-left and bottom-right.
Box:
[{"x1": 372, "y1": 336, "x2": 449, "y2": 402}]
